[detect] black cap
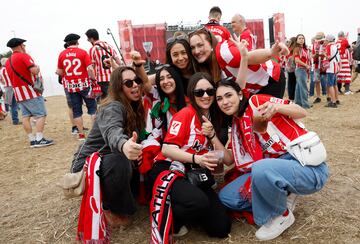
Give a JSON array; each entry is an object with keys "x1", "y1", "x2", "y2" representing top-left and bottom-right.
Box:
[
  {"x1": 7, "y1": 38, "x2": 26, "y2": 48},
  {"x1": 64, "y1": 33, "x2": 80, "y2": 42}
]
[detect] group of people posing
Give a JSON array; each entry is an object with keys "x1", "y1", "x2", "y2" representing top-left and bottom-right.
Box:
[
  {"x1": 0, "y1": 6, "x2": 332, "y2": 243},
  {"x1": 65, "y1": 7, "x2": 329, "y2": 243}
]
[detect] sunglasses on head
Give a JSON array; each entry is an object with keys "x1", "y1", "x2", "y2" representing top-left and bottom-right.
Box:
[
  {"x1": 123, "y1": 77, "x2": 142, "y2": 88},
  {"x1": 155, "y1": 63, "x2": 171, "y2": 71},
  {"x1": 166, "y1": 34, "x2": 188, "y2": 44},
  {"x1": 193, "y1": 88, "x2": 216, "y2": 97}
]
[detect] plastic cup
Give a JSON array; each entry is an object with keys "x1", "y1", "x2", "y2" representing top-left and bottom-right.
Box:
[{"x1": 207, "y1": 150, "x2": 224, "y2": 174}]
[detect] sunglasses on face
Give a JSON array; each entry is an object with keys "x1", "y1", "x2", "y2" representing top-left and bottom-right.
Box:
[
  {"x1": 193, "y1": 88, "x2": 216, "y2": 97},
  {"x1": 123, "y1": 77, "x2": 143, "y2": 88},
  {"x1": 166, "y1": 34, "x2": 188, "y2": 44}
]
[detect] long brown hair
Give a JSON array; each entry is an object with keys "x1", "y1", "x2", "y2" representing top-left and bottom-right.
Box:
[
  {"x1": 189, "y1": 28, "x2": 222, "y2": 82},
  {"x1": 99, "y1": 66, "x2": 145, "y2": 137}
]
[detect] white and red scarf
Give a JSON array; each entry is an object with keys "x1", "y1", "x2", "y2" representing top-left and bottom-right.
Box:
[
  {"x1": 231, "y1": 109, "x2": 263, "y2": 201},
  {"x1": 150, "y1": 170, "x2": 184, "y2": 244},
  {"x1": 77, "y1": 152, "x2": 108, "y2": 243}
]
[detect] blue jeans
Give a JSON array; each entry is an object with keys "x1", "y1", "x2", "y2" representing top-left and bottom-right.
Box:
[
  {"x1": 68, "y1": 87, "x2": 97, "y2": 118},
  {"x1": 326, "y1": 73, "x2": 336, "y2": 87},
  {"x1": 309, "y1": 70, "x2": 315, "y2": 96},
  {"x1": 294, "y1": 68, "x2": 310, "y2": 108},
  {"x1": 18, "y1": 96, "x2": 47, "y2": 118},
  {"x1": 313, "y1": 69, "x2": 327, "y2": 95},
  {"x1": 10, "y1": 95, "x2": 19, "y2": 123},
  {"x1": 219, "y1": 153, "x2": 329, "y2": 226}
]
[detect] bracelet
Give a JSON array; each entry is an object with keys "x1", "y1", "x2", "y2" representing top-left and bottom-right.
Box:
[
  {"x1": 192, "y1": 153, "x2": 196, "y2": 164},
  {"x1": 209, "y1": 132, "x2": 216, "y2": 140},
  {"x1": 133, "y1": 62, "x2": 143, "y2": 67}
]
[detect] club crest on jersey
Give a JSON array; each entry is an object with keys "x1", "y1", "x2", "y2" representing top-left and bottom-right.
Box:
[{"x1": 169, "y1": 121, "x2": 182, "y2": 135}]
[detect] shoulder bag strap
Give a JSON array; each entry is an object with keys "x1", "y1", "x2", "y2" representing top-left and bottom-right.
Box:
[
  {"x1": 9, "y1": 57, "x2": 33, "y2": 87},
  {"x1": 95, "y1": 43, "x2": 112, "y2": 57}
]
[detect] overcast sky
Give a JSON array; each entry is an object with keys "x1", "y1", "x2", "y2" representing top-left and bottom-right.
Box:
[{"x1": 1, "y1": 0, "x2": 358, "y2": 96}]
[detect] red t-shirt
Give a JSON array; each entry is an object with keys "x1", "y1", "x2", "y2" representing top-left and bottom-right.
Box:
[
  {"x1": 336, "y1": 37, "x2": 350, "y2": 55},
  {"x1": 205, "y1": 20, "x2": 231, "y2": 43},
  {"x1": 155, "y1": 105, "x2": 211, "y2": 162},
  {"x1": 5, "y1": 51, "x2": 41, "y2": 101},
  {"x1": 57, "y1": 47, "x2": 92, "y2": 93},
  {"x1": 240, "y1": 28, "x2": 256, "y2": 51}
]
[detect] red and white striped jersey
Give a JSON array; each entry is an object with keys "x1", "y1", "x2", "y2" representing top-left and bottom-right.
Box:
[
  {"x1": 215, "y1": 40, "x2": 281, "y2": 95},
  {"x1": 155, "y1": 105, "x2": 211, "y2": 162},
  {"x1": 326, "y1": 43, "x2": 340, "y2": 74},
  {"x1": 337, "y1": 49, "x2": 351, "y2": 84},
  {"x1": 57, "y1": 47, "x2": 92, "y2": 93},
  {"x1": 5, "y1": 52, "x2": 41, "y2": 102},
  {"x1": 240, "y1": 28, "x2": 256, "y2": 51},
  {"x1": 248, "y1": 94, "x2": 308, "y2": 158},
  {"x1": 0, "y1": 67, "x2": 12, "y2": 87},
  {"x1": 89, "y1": 41, "x2": 119, "y2": 82}
]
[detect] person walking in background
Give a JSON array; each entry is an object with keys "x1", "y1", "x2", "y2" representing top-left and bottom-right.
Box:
[
  {"x1": 312, "y1": 32, "x2": 328, "y2": 104},
  {"x1": 0, "y1": 57, "x2": 20, "y2": 125},
  {"x1": 324, "y1": 34, "x2": 341, "y2": 107},
  {"x1": 5, "y1": 38, "x2": 53, "y2": 147},
  {"x1": 85, "y1": 28, "x2": 122, "y2": 100},
  {"x1": 336, "y1": 31, "x2": 352, "y2": 94},
  {"x1": 56, "y1": 33, "x2": 97, "y2": 141},
  {"x1": 204, "y1": 6, "x2": 231, "y2": 43},
  {"x1": 293, "y1": 34, "x2": 311, "y2": 108},
  {"x1": 231, "y1": 13, "x2": 256, "y2": 50}
]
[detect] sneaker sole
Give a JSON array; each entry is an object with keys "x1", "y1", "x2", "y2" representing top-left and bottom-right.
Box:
[{"x1": 34, "y1": 142, "x2": 54, "y2": 148}]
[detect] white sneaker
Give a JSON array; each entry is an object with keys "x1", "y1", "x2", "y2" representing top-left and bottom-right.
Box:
[
  {"x1": 173, "y1": 225, "x2": 188, "y2": 238},
  {"x1": 286, "y1": 193, "x2": 298, "y2": 212},
  {"x1": 255, "y1": 210, "x2": 295, "y2": 241},
  {"x1": 344, "y1": 91, "x2": 353, "y2": 95}
]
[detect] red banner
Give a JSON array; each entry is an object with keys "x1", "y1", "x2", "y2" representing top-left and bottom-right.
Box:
[
  {"x1": 118, "y1": 20, "x2": 134, "y2": 65},
  {"x1": 246, "y1": 19, "x2": 264, "y2": 49},
  {"x1": 273, "y1": 13, "x2": 286, "y2": 43},
  {"x1": 132, "y1": 24, "x2": 167, "y2": 64}
]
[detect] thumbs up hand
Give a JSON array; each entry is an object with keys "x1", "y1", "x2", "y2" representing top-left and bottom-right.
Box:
[
  {"x1": 122, "y1": 131, "x2": 143, "y2": 160},
  {"x1": 201, "y1": 115, "x2": 215, "y2": 138}
]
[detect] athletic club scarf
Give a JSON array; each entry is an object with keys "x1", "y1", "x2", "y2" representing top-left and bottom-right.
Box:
[
  {"x1": 231, "y1": 109, "x2": 263, "y2": 202},
  {"x1": 150, "y1": 170, "x2": 184, "y2": 244},
  {"x1": 77, "y1": 152, "x2": 108, "y2": 243}
]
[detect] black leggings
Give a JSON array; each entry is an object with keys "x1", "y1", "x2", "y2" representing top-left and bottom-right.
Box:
[
  {"x1": 148, "y1": 161, "x2": 231, "y2": 238},
  {"x1": 99, "y1": 152, "x2": 137, "y2": 216},
  {"x1": 287, "y1": 72, "x2": 296, "y2": 100}
]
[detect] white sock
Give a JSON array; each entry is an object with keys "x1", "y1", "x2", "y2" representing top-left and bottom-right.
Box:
[
  {"x1": 36, "y1": 132, "x2": 43, "y2": 141},
  {"x1": 28, "y1": 134, "x2": 35, "y2": 142}
]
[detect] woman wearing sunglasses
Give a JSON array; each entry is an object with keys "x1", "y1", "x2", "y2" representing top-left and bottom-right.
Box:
[
  {"x1": 188, "y1": 27, "x2": 289, "y2": 98},
  {"x1": 148, "y1": 72, "x2": 232, "y2": 238},
  {"x1": 70, "y1": 66, "x2": 145, "y2": 227},
  {"x1": 139, "y1": 65, "x2": 188, "y2": 174}
]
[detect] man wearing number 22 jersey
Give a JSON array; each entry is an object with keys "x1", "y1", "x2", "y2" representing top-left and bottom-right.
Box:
[{"x1": 57, "y1": 33, "x2": 97, "y2": 141}]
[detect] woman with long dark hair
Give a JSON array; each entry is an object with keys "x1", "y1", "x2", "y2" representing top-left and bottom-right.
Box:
[
  {"x1": 293, "y1": 34, "x2": 311, "y2": 108},
  {"x1": 70, "y1": 66, "x2": 145, "y2": 227},
  {"x1": 139, "y1": 65, "x2": 188, "y2": 174},
  {"x1": 285, "y1": 37, "x2": 297, "y2": 100},
  {"x1": 148, "y1": 72, "x2": 232, "y2": 239}
]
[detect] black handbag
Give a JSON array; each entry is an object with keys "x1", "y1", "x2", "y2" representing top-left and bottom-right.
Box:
[{"x1": 186, "y1": 167, "x2": 215, "y2": 189}]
